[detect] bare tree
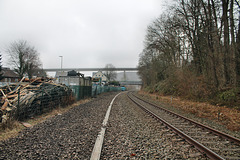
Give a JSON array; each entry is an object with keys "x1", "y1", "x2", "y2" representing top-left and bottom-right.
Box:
[
  {"x1": 138, "y1": 0, "x2": 240, "y2": 100},
  {"x1": 104, "y1": 64, "x2": 117, "y2": 81},
  {"x1": 6, "y1": 40, "x2": 42, "y2": 79}
]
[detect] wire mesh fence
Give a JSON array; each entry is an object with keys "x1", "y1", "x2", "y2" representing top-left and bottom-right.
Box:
[
  {"x1": 70, "y1": 85, "x2": 92, "y2": 100},
  {"x1": 0, "y1": 78, "x2": 74, "y2": 125},
  {"x1": 1, "y1": 78, "x2": 124, "y2": 127},
  {"x1": 69, "y1": 85, "x2": 122, "y2": 100},
  {"x1": 91, "y1": 85, "x2": 122, "y2": 97},
  {"x1": 14, "y1": 82, "x2": 74, "y2": 121}
]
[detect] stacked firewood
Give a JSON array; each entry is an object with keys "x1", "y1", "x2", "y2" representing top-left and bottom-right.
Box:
[{"x1": 0, "y1": 77, "x2": 74, "y2": 124}]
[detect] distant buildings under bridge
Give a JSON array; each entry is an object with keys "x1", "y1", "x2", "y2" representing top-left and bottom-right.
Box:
[{"x1": 52, "y1": 68, "x2": 142, "y2": 90}]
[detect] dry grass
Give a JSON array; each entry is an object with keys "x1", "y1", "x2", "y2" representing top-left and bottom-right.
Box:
[
  {"x1": 0, "y1": 99, "x2": 90, "y2": 141},
  {"x1": 139, "y1": 91, "x2": 240, "y2": 131}
]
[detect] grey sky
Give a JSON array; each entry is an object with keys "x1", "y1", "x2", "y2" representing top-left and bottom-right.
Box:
[{"x1": 0, "y1": 0, "x2": 165, "y2": 70}]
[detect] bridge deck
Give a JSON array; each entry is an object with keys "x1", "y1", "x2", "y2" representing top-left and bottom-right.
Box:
[{"x1": 44, "y1": 68, "x2": 138, "y2": 72}]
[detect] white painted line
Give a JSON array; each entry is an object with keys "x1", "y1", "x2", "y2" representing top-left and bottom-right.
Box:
[{"x1": 90, "y1": 92, "x2": 122, "y2": 160}]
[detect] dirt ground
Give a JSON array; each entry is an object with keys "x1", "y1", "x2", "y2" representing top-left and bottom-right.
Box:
[{"x1": 139, "y1": 91, "x2": 240, "y2": 132}]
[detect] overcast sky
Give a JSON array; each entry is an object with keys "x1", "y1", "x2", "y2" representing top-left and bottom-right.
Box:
[{"x1": 0, "y1": 0, "x2": 167, "y2": 70}]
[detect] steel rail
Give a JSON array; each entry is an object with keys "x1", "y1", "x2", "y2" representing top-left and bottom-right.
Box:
[
  {"x1": 127, "y1": 92, "x2": 225, "y2": 160},
  {"x1": 132, "y1": 93, "x2": 240, "y2": 145}
]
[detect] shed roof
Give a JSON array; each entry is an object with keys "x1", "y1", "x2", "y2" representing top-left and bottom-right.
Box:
[
  {"x1": 1, "y1": 68, "x2": 19, "y2": 78},
  {"x1": 55, "y1": 71, "x2": 68, "y2": 77}
]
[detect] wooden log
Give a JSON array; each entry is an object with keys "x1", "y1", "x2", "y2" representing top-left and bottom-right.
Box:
[
  {"x1": 0, "y1": 89, "x2": 16, "y2": 108},
  {"x1": 7, "y1": 94, "x2": 18, "y2": 99},
  {"x1": 1, "y1": 101, "x2": 8, "y2": 110},
  {"x1": 6, "y1": 107, "x2": 12, "y2": 111},
  {"x1": 13, "y1": 77, "x2": 25, "y2": 92},
  {"x1": 6, "y1": 83, "x2": 12, "y2": 92}
]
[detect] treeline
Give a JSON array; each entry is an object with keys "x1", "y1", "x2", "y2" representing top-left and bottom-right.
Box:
[{"x1": 138, "y1": 0, "x2": 240, "y2": 105}]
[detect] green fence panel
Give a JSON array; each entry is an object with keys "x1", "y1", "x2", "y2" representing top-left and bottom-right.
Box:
[
  {"x1": 70, "y1": 85, "x2": 80, "y2": 100},
  {"x1": 79, "y1": 86, "x2": 84, "y2": 99},
  {"x1": 91, "y1": 85, "x2": 122, "y2": 98},
  {"x1": 83, "y1": 86, "x2": 92, "y2": 98},
  {"x1": 70, "y1": 84, "x2": 123, "y2": 100},
  {"x1": 104, "y1": 86, "x2": 110, "y2": 92},
  {"x1": 70, "y1": 85, "x2": 92, "y2": 100}
]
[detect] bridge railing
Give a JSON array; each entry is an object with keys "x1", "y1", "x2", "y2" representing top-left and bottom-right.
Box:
[{"x1": 43, "y1": 68, "x2": 138, "y2": 72}]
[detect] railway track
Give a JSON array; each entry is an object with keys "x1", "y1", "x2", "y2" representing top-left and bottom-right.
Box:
[{"x1": 127, "y1": 92, "x2": 240, "y2": 160}]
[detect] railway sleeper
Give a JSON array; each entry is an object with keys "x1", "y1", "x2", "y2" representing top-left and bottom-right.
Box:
[
  {"x1": 161, "y1": 129, "x2": 171, "y2": 132},
  {"x1": 189, "y1": 153, "x2": 204, "y2": 158},
  {"x1": 175, "y1": 125, "x2": 197, "y2": 129},
  {"x1": 172, "y1": 138, "x2": 184, "y2": 142},
  {"x1": 171, "y1": 122, "x2": 190, "y2": 126},
  {"x1": 212, "y1": 147, "x2": 240, "y2": 153},
  {"x1": 201, "y1": 141, "x2": 230, "y2": 145},
  {"x1": 165, "y1": 133, "x2": 175, "y2": 137},
  {"x1": 190, "y1": 135, "x2": 219, "y2": 140},
  {"x1": 211, "y1": 148, "x2": 240, "y2": 151},
  {"x1": 185, "y1": 131, "x2": 210, "y2": 135},
  {"x1": 222, "y1": 156, "x2": 240, "y2": 160}
]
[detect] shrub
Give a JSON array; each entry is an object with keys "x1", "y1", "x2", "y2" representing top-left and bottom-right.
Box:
[{"x1": 218, "y1": 88, "x2": 237, "y2": 102}]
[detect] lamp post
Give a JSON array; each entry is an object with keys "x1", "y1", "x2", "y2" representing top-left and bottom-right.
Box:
[{"x1": 59, "y1": 56, "x2": 63, "y2": 75}]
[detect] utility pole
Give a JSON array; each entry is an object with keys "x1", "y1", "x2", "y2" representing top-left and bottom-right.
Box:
[{"x1": 59, "y1": 56, "x2": 63, "y2": 74}]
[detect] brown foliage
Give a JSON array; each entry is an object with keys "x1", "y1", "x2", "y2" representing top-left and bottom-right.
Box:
[{"x1": 173, "y1": 68, "x2": 212, "y2": 99}]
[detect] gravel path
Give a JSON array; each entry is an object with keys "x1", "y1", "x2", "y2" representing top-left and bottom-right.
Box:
[
  {"x1": 101, "y1": 93, "x2": 208, "y2": 159},
  {"x1": 0, "y1": 92, "x2": 118, "y2": 160}
]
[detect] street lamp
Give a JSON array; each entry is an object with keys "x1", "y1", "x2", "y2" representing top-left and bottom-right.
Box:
[{"x1": 59, "y1": 56, "x2": 63, "y2": 75}]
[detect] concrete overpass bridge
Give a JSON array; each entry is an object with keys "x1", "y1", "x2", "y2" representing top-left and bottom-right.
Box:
[
  {"x1": 43, "y1": 67, "x2": 138, "y2": 72},
  {"x1": 43, "y1": 68, "x2": 142, "y2": 86}
]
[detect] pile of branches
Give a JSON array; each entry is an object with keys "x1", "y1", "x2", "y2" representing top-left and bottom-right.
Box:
[{"x1": 0, "y1": 77, "x2": 74, "y2": 124}]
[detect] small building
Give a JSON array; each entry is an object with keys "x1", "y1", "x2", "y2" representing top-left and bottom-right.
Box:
[
  {"x1": 56, "y1": 70, "x2": 91, "y2": 86},
  {"x1": 55, "y1": 71, "x2": 68, "y2": 83},
  {"x1": 92, "y1": 71, "x2": 108, "y2": 83},
  {"x1": 55, "y1": 70, "x2": 92, "y2": 100},
  {"x1": 0, "y1": 68, "x2": 19, "y2": 83}
]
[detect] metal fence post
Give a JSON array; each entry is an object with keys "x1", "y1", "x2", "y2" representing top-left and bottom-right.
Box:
[
  {"x1": 41, "y1": 83, "x2": 44, "y2": 114},
  {"x1": 94, "y1": 86, "x2": 97, "y2": 98},
  {"x1": 17, "y1": 88, "x2": 20, "y2": 120}
]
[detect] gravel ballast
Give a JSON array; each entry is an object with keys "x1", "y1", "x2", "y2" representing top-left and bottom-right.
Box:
[
  {"x1": 0, "y1": 91, "x2": 212, "y2": 159},
  {"x1": 101, "y1": 93, "x2": 208, "y2": 159},
  {"x1": 0, "y1": 92, "x2": 118, "y2": 159}
]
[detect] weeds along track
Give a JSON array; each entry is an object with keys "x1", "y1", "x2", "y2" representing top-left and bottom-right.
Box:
[{"x1": 128, "y1": 92, "x2": 240, "y2": 160}]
